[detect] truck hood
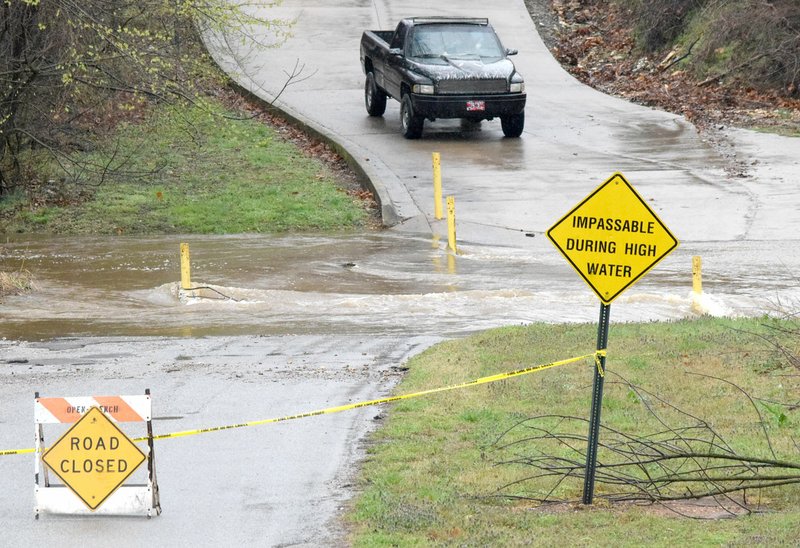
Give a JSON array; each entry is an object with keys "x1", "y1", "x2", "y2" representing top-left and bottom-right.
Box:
[{"x1": 411, "y1": 58, "x2": 517, "y2": 82}]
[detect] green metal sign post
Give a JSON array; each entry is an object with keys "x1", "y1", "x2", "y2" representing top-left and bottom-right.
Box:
[{"x1": 582, "y1": 303, "x2": 610, "y2": 504}]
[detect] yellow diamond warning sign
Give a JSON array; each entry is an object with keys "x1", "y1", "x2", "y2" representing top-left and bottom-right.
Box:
[
  {"x1": 547, "y1": 173, "x2": 678, "y2": 304},
  {"x1": 42, "y1": 406, "x2": 146, "y2": 510}
]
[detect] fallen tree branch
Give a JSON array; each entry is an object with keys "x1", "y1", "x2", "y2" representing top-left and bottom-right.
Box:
[
  {"x1": 659, "y1": 37, "x2": 700, "y2": 72},
  {"x1": 486, "y1": 373, "x2": 800, "y2": 513}
]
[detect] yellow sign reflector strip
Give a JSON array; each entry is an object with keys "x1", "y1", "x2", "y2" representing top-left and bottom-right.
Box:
[{"x1": 1, "y1": 353, "x2": 599, "y2": 455}]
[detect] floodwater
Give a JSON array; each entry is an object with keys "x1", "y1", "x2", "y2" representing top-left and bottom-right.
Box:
[{"x1": 3, "y1": 231, "x2": 799, "y2": 341}]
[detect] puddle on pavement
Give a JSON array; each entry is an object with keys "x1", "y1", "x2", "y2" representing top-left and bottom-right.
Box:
[{"x1": 2, "y1": 232, "x2": 798, "y2": 340}]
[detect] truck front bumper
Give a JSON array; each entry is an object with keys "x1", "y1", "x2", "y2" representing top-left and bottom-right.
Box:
[{"x1": 411, "y1": 93, "x2": 526, "y2": 120}]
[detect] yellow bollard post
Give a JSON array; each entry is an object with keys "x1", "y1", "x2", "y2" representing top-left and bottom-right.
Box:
[
  {"x1": 180, "y1": 243, "x2": 192, "y2": 290},
  {"x1": 447, "y1": 195, "x2": 457, "y2": 254},
  {"x1": 433, "y1": 152, "x2": 443, "y2": 220},
  {"x1": 692, "y1": 256, "x2": 702, "y2": 295}
]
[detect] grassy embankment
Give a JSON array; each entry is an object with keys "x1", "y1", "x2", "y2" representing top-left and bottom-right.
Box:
[
  {"x1": 0, "y1": 99, "x2": 372, "y2": 235},
  {"x1": 347, "y1": 317, "x2": 800, "y2": 546},
  {"x1": 0, "y1": 98, "x2": 375, "y2": 298}
]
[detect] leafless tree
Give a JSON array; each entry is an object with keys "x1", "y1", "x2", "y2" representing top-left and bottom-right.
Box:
[
  {"x1": 695, "y1": 0, "x2": 800, "y2": 91},
  {"x1": 0, "y1": 0, "x2": 289, "y2": 196},
  {"x1": 630, "y1": 0, "x2": 706, "y2": 51},
  {"x1": 624, "y1": 0, "x2": 800, "y2": 93}
]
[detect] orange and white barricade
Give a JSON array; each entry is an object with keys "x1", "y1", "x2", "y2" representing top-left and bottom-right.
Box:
[{"x1": 34, "y1": 390, "x2": 161, "y2": 518}]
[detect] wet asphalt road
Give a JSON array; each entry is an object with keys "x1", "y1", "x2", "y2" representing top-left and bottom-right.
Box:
[
  {"x1": 209, "y1": 0, "x2": 800, "y2": 246},
  {"x1": 2, "y1": 1, "x2": 800, "y2": 546},
  {"x1": 1, "y1": 335, "x2": 437, "y2": 546}
]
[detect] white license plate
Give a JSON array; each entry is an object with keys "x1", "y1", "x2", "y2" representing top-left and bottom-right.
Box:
[{"x1": 466, "y1": 100, "x2": 485, "y2": 112}]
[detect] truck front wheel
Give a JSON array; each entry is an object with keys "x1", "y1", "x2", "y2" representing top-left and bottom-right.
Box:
[
  {"x1": 400, "y1": 95, "x2": 424, "y2": 139},
  {"x1": 501, "y1": 112, "x2": 525, "y2": 138},
  {"x1": 365, "y1": 72, "x2": 387, "y2": 116}
]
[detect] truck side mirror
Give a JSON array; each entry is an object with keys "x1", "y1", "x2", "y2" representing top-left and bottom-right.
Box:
[
  {"x1": 506, "y1": 48, "x2": 518, "y2": 56},
  {"x1": 389, "y1": 48, "x2": 403, "y2": 57}
]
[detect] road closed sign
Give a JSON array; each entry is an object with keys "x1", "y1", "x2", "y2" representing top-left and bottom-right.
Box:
[
  {"x1": 547, "y1": 173, "x2": 678, "y2": 304},
  {"x1": 42, "y1": 406, "x2": 146, "y2": 510}
]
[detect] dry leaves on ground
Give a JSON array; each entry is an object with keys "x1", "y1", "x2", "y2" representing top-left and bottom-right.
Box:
[{"x1": 547, "y1": 0, "x2": 800, "y2": 134}]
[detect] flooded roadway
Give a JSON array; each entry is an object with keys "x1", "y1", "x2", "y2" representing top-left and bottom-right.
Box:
[
  {"x1": 3, "y1": 231, "x2": 798, "y2": 341},
  {"x1": 2, "y1": 1, "x2": 800, "y2": 545}
]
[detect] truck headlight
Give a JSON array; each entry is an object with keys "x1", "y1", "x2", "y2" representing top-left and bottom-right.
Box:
[
  {"x1": 412, "y1": 84, "x2": 434, "y2": 95},
  {"x1": 509, "y1": 82, "x2": 525, "y2": 93}
]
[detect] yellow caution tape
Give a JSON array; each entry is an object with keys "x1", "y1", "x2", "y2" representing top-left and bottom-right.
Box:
[
  {"x1": 0, "y1": 447, "x2": 35, "y2": 456},
  {"x1": 1, "y1": 352, "x2": 601, "y2": 455},
  {"x1": 137, "y1": 352, "x2": 599, "y2": 442},
  {"x1": 595, "y1": 349, "x2": 608, "y2": 377}
]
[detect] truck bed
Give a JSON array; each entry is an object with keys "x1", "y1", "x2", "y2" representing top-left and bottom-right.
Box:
[{"x1": 366, "y1": 30, "x2": 394, "y2": 45}]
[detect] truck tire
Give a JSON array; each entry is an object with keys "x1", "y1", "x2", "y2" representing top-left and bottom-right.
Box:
[
  {"x1": 400, "y1": 95, "x2": 424, "y2": 139},
  {"x1": 501, "y1": 112, "x2": 525, "y2": 138},
  {"x1": 365, "y1": 72, "x2": 387, "y2": 116}
]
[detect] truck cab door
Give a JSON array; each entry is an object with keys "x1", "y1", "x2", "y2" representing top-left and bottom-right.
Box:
[{"x1": 384, "y1": 22, "x2": 408, "y2": 99}]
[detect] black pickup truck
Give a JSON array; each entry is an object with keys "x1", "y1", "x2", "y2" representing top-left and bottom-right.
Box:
[{"x1": 360, "y1": 17, "x2": 526, "y2": 139}]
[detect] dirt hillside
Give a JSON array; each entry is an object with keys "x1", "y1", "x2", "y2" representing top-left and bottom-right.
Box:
[{"x1": 526, "y1": 0, "x2": 800, "y2": 136}]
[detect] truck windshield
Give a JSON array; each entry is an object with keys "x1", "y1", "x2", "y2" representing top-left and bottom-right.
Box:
[{"x1": 407, "y1": 24, "x2": 504, "y2": 61}]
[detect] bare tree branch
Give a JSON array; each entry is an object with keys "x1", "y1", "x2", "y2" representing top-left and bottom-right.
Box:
[{"x1": 486, "y1": 373, "x2": 800, "y2": 514}]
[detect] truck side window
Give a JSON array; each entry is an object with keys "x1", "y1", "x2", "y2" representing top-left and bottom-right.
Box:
[{"x1": 390, "y1": 23, "x2": 407, "y2": 51}]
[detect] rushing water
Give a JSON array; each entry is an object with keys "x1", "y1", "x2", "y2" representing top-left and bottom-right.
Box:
[{"x1": 2, "y1": 232, "x2": 798, "y2": 340}]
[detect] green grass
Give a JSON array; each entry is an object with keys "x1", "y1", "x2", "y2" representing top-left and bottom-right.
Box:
[
  {"x1": 1, "y1": 100, "x2": 372, "y2": 234},
  {"x1": 348, "y1": 317, "x2": 800, "y2": 546}
]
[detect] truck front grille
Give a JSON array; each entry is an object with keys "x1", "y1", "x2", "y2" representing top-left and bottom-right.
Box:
[{"x1": 438, "y1": 79, "x2": 507, "y2": 94}]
